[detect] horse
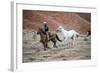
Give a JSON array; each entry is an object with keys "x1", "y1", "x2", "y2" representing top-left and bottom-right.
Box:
[
  {"x1": 37, "y1": 27, "x2": 62, "y2": 51},
  {"x1": 56, "y1": 26, "x2": 80, "y2": 47}
]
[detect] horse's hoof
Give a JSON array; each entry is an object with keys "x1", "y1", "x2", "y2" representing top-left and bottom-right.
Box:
[
  {"x1": 47, "y1": 47, "x2": 51, "y2": 49},
  {"x1": 54, "y1": 46, "x2": 58, "y2": 48},
  {"x1": 56, "y1": 46, "x2": 58, "y2": 48},
  {"x1": 44, "y1": 49, "x2": 46, "y2": 51}
]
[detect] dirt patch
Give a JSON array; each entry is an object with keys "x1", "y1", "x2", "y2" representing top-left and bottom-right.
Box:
[{"x1": 23, "y1": 29, "x2": 91, "y2": 63}]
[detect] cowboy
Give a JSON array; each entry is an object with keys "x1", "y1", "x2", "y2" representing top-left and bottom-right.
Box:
[
  {"x1": 42, "y1": 22, "x2": 48, "y2": 34},
  {"x1": 43, "y1": 22, "x2": 49, "y2": 40}
]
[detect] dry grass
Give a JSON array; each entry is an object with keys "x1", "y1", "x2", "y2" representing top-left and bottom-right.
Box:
[{"x1": 23, "y1": 29, "x2": 91, "y2": 63}]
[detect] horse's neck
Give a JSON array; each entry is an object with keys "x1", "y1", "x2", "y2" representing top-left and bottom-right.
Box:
[
  {"x1": 39, "y1": 33, "x2": 45, "y2": 38},
  {"x1": 61, "y1": 29, "x2": 67, "y2": 34}
]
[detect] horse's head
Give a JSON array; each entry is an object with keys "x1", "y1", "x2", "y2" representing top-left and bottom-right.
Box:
[
  {"x1": 37, "y1": 27, "x2": 43, "y2": 34},
  {"x1": 56, "y1": 26, "x2": 64, "y2": 32}
]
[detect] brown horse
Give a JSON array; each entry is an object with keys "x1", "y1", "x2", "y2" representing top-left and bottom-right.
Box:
[{"x1": 37, "y1": 27, "x2": 62, "y2": 51}]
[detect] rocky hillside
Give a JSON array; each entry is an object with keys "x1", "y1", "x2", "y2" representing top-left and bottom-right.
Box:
[{"x1": 23, "y1": 10, "x2": 91, "y2": 34}]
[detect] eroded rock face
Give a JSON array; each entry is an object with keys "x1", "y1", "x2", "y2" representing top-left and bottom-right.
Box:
[{"x1": 23, "y1": 10, "x2": 91, "y2": 34}]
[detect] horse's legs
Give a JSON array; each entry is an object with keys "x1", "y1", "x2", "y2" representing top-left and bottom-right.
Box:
[
  {"x1": 68, "y1": 36, "x2": 75, "y2": 48},
  {"x1": 67, "y1": 38, "x2": 72, "y2": 48},
  {"x1": 43, "y1": 42, "x2": 50, "y2": 51},
  {"x1": 53, "y1": 41, "x2": 57, "y2": 48},
  {"x1": 46, "y1": 43, "x2": 47, "y2": 48},
  {"x1": 43, "y1": 43, "x2": 46, "y2": 51},
  {"x1": 64, "y1": 39, "x2": 69, "y2": 48},
  {"x1": 67, "y1": 40, "x2": 70, "y2": 48},
  {"x1": 46, "y1": 43, "x2": 49, "y2": 48},
  {"x1": 72, "y1": 36, "x2": 76, "y2": 47}
]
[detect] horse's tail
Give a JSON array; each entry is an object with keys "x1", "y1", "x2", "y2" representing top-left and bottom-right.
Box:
[{"x1": 56, "y1": 34, "x2": 62, "y2": 42}]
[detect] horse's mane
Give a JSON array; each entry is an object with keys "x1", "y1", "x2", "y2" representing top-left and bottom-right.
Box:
[{"x1": 38, "y1": 27, "x2": 44, "y2": 32}]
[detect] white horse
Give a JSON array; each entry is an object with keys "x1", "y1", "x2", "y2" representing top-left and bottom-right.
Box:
[{"x1": 56, "y1": 26, "x2": 80, "y2": 47}]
